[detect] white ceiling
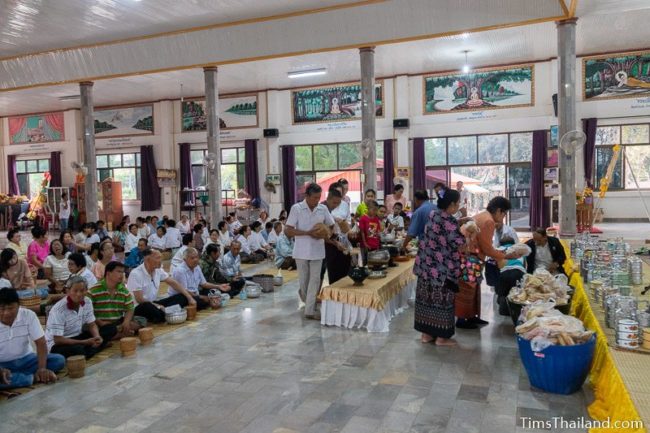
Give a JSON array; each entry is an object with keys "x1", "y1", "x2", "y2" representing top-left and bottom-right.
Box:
[
  {"x1": 0, "y1": 0, "x2": 354, "y2": 58},
  {"x1": 1, "y1": 0, "x2": 650, "y2": 117}
]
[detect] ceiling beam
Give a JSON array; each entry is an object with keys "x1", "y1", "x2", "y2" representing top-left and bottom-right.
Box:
[{"x1": 0, "y1": 0, "x2": 565, "y2": 92}]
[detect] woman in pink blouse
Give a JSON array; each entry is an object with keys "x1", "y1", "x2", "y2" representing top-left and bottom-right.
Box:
[
  {"x1": 27, "y1": 226, "x2": 50, "y2": 279},
  {"x1": 384, "y1": 184, "x2": 408, "y2": 214}
]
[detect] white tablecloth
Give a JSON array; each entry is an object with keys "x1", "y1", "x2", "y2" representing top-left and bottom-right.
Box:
[{"x1": 320, "y1": 280, "x2": 415, "y2": 332}]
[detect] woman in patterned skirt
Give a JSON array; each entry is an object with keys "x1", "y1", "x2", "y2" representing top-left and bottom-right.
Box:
[{"x1": 413, "y1": 187, "x2": 466, "y2": 346}]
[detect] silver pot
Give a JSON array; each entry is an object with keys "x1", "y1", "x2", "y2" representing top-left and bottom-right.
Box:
[
  {"x1": 367, "y1": 249, "x2": 390, "y2": 265},
  {"x1": 246, "y1": 284, "x2": 261, "y2": 298}
]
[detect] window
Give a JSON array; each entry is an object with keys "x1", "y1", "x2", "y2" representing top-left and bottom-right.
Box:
[
  {"x1": 424, "y1": 132, "x2": 533, "y2": 227},
  {"x1": 96, "y1": 153, "x2": 141, "y2": 200},
  {"x1": 190, "y1": 148, "x2": 245, "y2": 194},
  {"x1": 594, "y1": 123, "x2": 650, "y2": 190},
  {"x1": 294, "y1": 142, "x2": 386, "y2": 209},
  {"x1": 15, "y1": 158, "x2": 50, "y2": 198}
]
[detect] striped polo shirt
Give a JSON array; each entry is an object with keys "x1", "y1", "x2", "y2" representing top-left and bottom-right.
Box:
[{"x1": 89, "y1": 280, "x2": 134, "y2": 321}]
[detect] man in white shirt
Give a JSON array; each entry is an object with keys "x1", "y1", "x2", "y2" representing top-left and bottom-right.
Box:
[
  {"x1": 136, "y1": 217, "x2": 151, "y2": 240},
  {"x1": 59, "y1": 191, "x2": 71, "y2": 232},
  {"x1": 46, "y1": 276, "x2": 113, "y2": 359},
  {"x1": 126, "y1": 248, "x2": 196, "y2": 323},
  {"x1": 178, "y1": 214, "x2": 191, "y2": 235},
  {"x1": 171, "y1": 248, "x2": 229, "y2": 310},
  {"x1": 170, "y1": 233, "x2": 194, "y2": 274},
  {"x1": 164, "y1": 220, "x2": 183, "y2": 250},
  {"x1": 0, "y1": 288, "x2": 64, "y2": 390},
  {"x1": 285, "y1": 183, "x2": 335, "y2": 320}
]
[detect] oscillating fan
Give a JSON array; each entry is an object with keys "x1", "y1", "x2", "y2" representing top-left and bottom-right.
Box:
[
  {"x1": 70, "y1": 161, "x2": 88, "y2": 175},
  {"x1": 559, "y1": 130, "x2": 586, "y2": 156}
]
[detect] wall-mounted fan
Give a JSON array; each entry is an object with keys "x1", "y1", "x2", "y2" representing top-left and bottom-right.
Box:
[
  {"x1": 358, "y1": 138, "x2": 373, "y2": 159},
  {"x1": 559, "y1": 130, "x2": 586, "y2": 156},
  {"x1": 70, "y1": 161, "x2": 88, "y2": 175}
]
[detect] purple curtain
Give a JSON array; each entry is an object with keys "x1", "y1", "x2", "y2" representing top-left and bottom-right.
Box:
[
  {"x1": 179, "y1": 143, "x2": 193, "y2": 205},
  {"x1": 383, "y1": 139, "x2": 394, "y2": 198},
  {"x1": 412, "y1": 138, "x2": 426, "y2": 191},
  {"x1": 7, "y1": 155, "x2": 20, "y2": 196},
  {"x1": 140, "y1": 145, "x2": 161, "y2": 211},
  {"x1": 530, "y1": 130, "x2": 550, "y2": 229},
  {"x1": 49, "y1": 151, "x2": 62, "y2": 187},
  {"x1": 583, "y1": 118, "x2": 597, "y2": 187},
  {"x1": 281, "y1": 146, "x2": 296, "y2": 211},
  {"x1": 244, "y1": 139, "x2": 260, "y2": 199}
]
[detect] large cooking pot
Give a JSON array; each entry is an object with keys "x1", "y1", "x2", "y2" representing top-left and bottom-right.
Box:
[{"x1": 367, "y1": 249, "x2": 390, "y2": 265}]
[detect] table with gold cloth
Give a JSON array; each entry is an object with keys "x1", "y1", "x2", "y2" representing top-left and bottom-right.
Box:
[
  {"x1": 319, "y1": 259, "x2": 415, "y2": 332},
  {"x1": 562, "y1": 242, "x2": 647, "y2": 433}
]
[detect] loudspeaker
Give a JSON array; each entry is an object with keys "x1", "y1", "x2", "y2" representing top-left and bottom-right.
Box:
[
  {"x1": 393, "y1": 118, "x2": 409, "y2": 129},
  {"x1": 552, "y1": 94, "x2": 558, "y2": 117},
  {"x1": 263, "y1": 128, "x2": 279, "y2": 138}
]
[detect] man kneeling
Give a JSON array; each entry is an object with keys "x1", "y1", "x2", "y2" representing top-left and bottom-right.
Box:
[
  {"x1": 172, "y1": 248, "x2": 230, "y2": 308},
  {"x1": 0, "y1": 288, "x2": 64, "y2": 391},
  {"x1": 127, "y1": 248, "x2": 196, "y2": 323},
  {"x1": 46, "y1": 276, "x2": 115, "y2": 359}
]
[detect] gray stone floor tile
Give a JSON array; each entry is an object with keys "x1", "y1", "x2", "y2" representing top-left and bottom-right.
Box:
[{"x1": 0, "y1": 278, "x2": 593, "y2": 433}]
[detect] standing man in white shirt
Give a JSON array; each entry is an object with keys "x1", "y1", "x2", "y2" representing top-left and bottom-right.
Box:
[
  {"x1": 0, "y1": 288, "x2": 64, "y2": 390},
  {"x1": 126, "y1": 248, "x2": 196, "y2": 323},
  {"x1": 285, "y1": 183, "x2": 335, "y2": 320},
  {"x1": 59, "y1": 191, "x2": 71, "y2": 232}
]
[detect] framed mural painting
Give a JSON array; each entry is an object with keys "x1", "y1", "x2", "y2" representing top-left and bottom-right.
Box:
[
  {"x1": 94, "y1": 105, "x2": 154, "y2": 138},
  {"x1": 9, "y1": 112, "x2": 65, "y2": 144},
  {"x1": 423, "y1": 64, "x2": 534, "y2": 114},
  {"x1": 181, "y1": 94, "x2": 258, "y2": 132},
  {"x1": 583, "y1": 49, "x2": 650, "y2": 100},
  {"x1": 291, "y1": 81, "x2": 384, "y2": 124}
]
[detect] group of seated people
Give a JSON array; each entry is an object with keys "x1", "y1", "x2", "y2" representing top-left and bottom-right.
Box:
[{"x1": 0, "y1": 212, "x2": 271, "y2": 392}]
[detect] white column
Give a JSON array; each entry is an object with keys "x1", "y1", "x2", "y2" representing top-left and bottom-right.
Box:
[
  {"x1": 80, "y1": 81, "x2": 98, "y2": 222},
  {"x1": 557, "y1": 18, "x2": 578, "y2": 236},
  {"x1": 394, "y1": 75, "x2": 411, "y2": 199},
  {"x1": 360, "y1": 47, "x2": 377, "y2": 191},
  {"x1": 204, "y1": 66, "x2": 222, "y2": 228}
]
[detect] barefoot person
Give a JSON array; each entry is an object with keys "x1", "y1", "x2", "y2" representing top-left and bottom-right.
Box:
[{"x1": 414, "y1": 187, "x2": 466, "y2": 346}]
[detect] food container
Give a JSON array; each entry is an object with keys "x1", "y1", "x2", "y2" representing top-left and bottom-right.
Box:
[
  {"x1": 138, "y1": 327, "x2": 154, "y2": 345},
  {"x1": 618, "y1": 286, "x2": 631, "y2": 297},
  {"x1": 367, "y1": 249, "x2": 390, "y2": 266},
  {"x1": 252, "y1": 274, "x2": 274, "y2": 293},
  {"x1": 643, "y1": 340, "x2": 650, "y2": 350},
  {"x1": 618, "y1": 320, "x2": 639, "y2": 332},
  {"x1": 617, "y1": 339, "x2": 639, "y2": 349},
  {"x1": 220, "y1": 293, "x2": 230, "y2": 307},
  {"x1": 120, "y1": 337, "x2": 138, "y2": 357},
  {"x1": 246, "y1": 284, "x2": 261, "y2": 298},
  {"x1": 186, "y1": 304, "x2": 197, "y2": 321},
  {"x1": 165, "y1": 309, "x2": 187, "y2": 325},
  {"x1": 273, "y1": 276, "x2": 283, "y2": 286},
  {"x1": 67, "y1": 355, "x2": 86, "y2": 378},
  {"x1": 617, "y1": 331, "x2": 640, "y2": 340},
  {"x1": 208, "y1": 289, "x2": 222, "y2": 310},
  {"x1": 643, "y1": 328, "x2": 650, "y2": 340}
]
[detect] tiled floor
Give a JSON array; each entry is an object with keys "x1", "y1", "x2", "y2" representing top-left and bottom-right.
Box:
[{"x1": 0, "y1": 273, "x2": 591, "y2": 433}]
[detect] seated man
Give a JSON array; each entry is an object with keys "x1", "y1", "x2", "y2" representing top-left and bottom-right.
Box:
[
  {"x1": 46, "y1": 276, "x2": 115, "y2": 359},
  {"x1": 171, "y1": 248, "x2": 230, "y2": 309},
  {"x1": 0, "y1": 288, "x2": 64, "y2": 391},
  {"x1": 218, "y1": 242, "x2": 248, "y2": 297},
  {"x1": 126, "y1": 248, "x2": 197, "y2": 323},
  {"x1": 170, "y1": 233, "x2": 194, "y2": 274},
  {"x1": 66, "y1": 253, "x2": 98, "y2": 289},
  {"x1": 124, "y1": 238, "x2": 148, "y2": 270},
  {"x1": 267, "y1": 221, "x2": 282, "y2": 246},
  {"x1": 274, "y1": 232, "x2": 296, "y2": 270},
  {"x1": 89, "y1": 261, "x2": 143, "y2": 340},
  {"x1": 525, "y1": 228, "x2": 566, "y2": 275},
  {"x1": 200, "y1": 243, "x2": 243, "y2": 297}
]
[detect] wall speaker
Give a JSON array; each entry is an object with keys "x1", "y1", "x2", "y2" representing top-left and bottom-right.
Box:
[
  {"x1": 393, "y1": 118, "x2": 409, "y2": 129},
  {"x1": 552, "y1": 94, "x2": 558, "y2": 117},
  {"x1": 263, "y1": 128, "x2": 279, "y2": 138}
]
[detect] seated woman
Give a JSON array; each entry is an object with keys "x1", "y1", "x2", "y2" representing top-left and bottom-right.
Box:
[
  {"x1": 66, "y1": 253, "x2": 98, "y2": 288},
  {"x1": 148, "y1": 226, "x2": 167, "y2": 251},
  {"x1": 274, "y1": 232, "x2": 296, "y2": 270},
  {"x1": 217, "y1": 221, "x2": 232, "y2": 254},
  {"x1": 235, "y1": 225, "x2": 262, "y2": 263},
  {"x1": 112, "y1": 223, "x2": 128, "y2": 253},
  {"x1": 6, "y1": 229, "x2": 27, "y2": 261},
  {"x1": 85, "y1": 242, "x2": 101, "y2": 269},
  {"x1": 27, "y1": 226, "x2": 50, "y2": 280},
  {"x1": 0, "y1": 288, "x2": 64, "y2": 392},
  {"x1": 249, "y1": 221, "x2": 272, "y2": 259},
  {"x1": 525, "y1": 228, "x2": 566, "y2": 275},
  {"x1": 0, "y1": 249, "x2": 47, "y2": 315},
  {"x1": 202, "y1": 229, "x2": 220, "y2": 253},
  {"x1": 192, "y1": 223, "x2": 205, "y2": 253},
  {"x1": 43, "y1": 239, "x2": 71, "y2": 296},
  {"x1": 59, "y1": 230, "x2": 77, "y2": 254},
  {"x1": 46, "y1": 276, "x2": 115, "y2": 359},
  {"x1": 91, "y1": 240, "x2": 116, "y2": 281}
]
